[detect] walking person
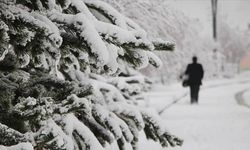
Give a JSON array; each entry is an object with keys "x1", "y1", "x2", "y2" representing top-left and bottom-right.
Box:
[{"x1": 185, "y1": 56, "x2": 204, "y2": 104}]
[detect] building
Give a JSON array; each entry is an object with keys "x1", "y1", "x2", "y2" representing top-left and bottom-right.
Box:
[{"x1": 240, "y1": 52, "x2": 250, "y2": 71}]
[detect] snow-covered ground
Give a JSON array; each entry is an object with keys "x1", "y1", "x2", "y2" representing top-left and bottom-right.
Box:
[
  {"x1": 243, "y1": 89, "x2": 250, "y2": 106},
  {"x1": 137, "y1": 71, "x2": 250, "y2": 150}
]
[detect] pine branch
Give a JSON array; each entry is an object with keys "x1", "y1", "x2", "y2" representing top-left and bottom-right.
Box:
[
  {"x1": 0, "y1": 123, "x2": 28, "y2": 146},
  {"x1": 152, "y1": 40, "x2": 175, "y2": 51}
]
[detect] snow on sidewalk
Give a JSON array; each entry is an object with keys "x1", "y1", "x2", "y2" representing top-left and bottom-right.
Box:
[
  {"x1": 139, "y1": 72, "x2": 250, "y2": 150},
  {"x1": 243, "y1": 90, "x2": 250, "y2": 106}
]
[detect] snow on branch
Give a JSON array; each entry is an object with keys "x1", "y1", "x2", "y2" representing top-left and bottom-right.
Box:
[
  {"x1": 84, "y1": 0, "x2": 128, "y2": 29},
  {"x1": 0, "y1": 20, "x2": 9, "y2": 61},
  {"x1": 147, "y1": 51, "x2": 163, "y2": 68},
  {"x1": 62, "y1": 114, "x2": 104, "y2": 150},
  {"x1": 48, "y1": 10, "x2": 109, "y2": 66},
  {"x1": 152, "y1": 38, "x2": 175, "y2": 51},
  {"x1": 0, "y1": 123, "x2": 29, "y2": 146},
  {"x1": 71, "y1": 0, "x2": 97, "y2": 21},
  {"x1": 0, "y1": 142, "x2": 33, "y2": 150},
  {"x1": 141, "y1": 109, "x2": 183, "y2": 147},
  {"x1": 84, "y1": 0, "x2": 148, "y2": 41},
  {"x1": 94, "y1": 20, "x2": 154, "y2": 51},
  {"x1": 108, "y1": 102, "x2": 145, "y2": 130}
]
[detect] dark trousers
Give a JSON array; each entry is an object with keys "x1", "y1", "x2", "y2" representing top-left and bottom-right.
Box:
[{"x1": 190, "y1": 85, "x2": 200, "y2": 104}]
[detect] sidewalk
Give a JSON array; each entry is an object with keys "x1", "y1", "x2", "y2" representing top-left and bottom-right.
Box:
[{"x1": 140, "y1": 72, "x2": 250, "y2": 150}]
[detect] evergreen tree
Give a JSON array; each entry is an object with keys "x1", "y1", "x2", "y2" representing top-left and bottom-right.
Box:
[{"x1": 0, "y1": 0, "x2": 182, "y2": 149}]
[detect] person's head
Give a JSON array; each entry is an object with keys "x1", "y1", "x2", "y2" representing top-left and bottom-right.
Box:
[{"x1": 192, "y1": 56, "x2": 197, "y2": 63}]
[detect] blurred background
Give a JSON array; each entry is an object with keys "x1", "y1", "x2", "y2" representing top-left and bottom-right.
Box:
[{"x1": 104, "y1": 0, "x2": 250, "y2": 83}]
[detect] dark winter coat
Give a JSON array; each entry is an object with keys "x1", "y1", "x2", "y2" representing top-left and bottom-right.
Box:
[{"x1": 185, "y1": 63, "x2": 204, "y2": 85}]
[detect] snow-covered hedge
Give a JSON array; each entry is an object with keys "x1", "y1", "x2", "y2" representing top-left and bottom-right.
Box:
[{"x1": 0, "y1": 0, "x2": 182, "y2": 149}]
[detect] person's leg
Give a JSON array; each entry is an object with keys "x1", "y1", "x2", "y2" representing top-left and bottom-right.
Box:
[
  {"x1": 194, "y1": 85, "x2": 200, "y2": 103},
  {"x1": 197, "y1": 85, "x2": 200, "y2": 103},
  {"x1": 190, "y1": 85, "x2": 195, "y2": 104}
]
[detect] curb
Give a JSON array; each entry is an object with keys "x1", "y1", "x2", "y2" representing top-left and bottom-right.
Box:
[{"x1": 235, "y1": 89, "x2": 250, "y2": 108}]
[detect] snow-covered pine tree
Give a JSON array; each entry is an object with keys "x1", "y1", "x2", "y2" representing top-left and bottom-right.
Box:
[{"x1": 0, "y1": 0, "x2": 182, "y2": 149}]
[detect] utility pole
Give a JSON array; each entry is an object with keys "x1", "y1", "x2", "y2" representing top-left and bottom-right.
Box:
[
  {"x1": 211, "y1": 0, "x2": 218, "y2": 41},
  {"x1": 211, "y1": 0, "x2": 220, "y2": 76}
]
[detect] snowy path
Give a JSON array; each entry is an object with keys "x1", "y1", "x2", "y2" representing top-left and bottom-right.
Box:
[{"x1": 139, "y1": 72, "x2": 250, "y2": 150}]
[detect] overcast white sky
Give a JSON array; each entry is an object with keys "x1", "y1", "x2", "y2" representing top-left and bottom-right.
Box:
[{"x1": 165, "y1": 0, "x2": 250, "y2": 36}]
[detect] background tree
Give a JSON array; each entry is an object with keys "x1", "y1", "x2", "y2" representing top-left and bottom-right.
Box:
[
  {"x1": 105, "y1": 0, "x2": 218, "y2": 83},
  {"x1": 106, "y1": 0, "x2": 250, "y2": 83},
  {"x1": 217, "y1": 15, "x2": 250, "y2": 75}
]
